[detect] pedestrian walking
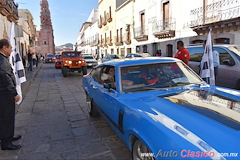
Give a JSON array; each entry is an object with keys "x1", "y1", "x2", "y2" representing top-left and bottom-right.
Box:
[
  {"x1": 174, "y1": 40, "x2": 190, "y2": 65},
  {"x1": 0, "y1": 39, "x2": 21, "y2": 150},
  {"x1": 27, "y1": 51, "x2": 33, "y2": 71},
  {"x1": 36, "y1": 53, "x2": 39, "y2": 67}
]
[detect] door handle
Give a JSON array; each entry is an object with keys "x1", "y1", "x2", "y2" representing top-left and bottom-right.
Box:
[{"x1": 93, "y1": 86, "x2": 97, "y2": 89}]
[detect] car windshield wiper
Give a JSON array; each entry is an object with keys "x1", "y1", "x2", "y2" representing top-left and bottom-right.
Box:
[{"x1": 124, "y1": 87, "x2": 156, "y2": 93}]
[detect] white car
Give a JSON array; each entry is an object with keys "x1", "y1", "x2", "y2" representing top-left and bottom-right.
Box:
[{"x1": 83, "y1": 55, "x2": 98, "y2": 67}]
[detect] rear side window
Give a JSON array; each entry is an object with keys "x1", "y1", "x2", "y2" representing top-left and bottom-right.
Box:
[
  {"x1": 188, "y1": 47, "x2": 204, "y2": 62},
  {"x1": 91, "y1": 67, "x2": 102, "y2": 83},
  {"x1": 213, "y1": 47, "x2": 235, "y2": 65}
]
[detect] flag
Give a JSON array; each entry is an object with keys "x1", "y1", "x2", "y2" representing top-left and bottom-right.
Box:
[
  {"x1": 9, "y1": 22, "x2": 26, "y2": 105},
  {"x1": 200, "y1": 29, "x2": 215, "y2": 85}
]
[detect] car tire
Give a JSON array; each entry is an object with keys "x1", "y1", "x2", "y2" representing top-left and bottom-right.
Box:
[
  {"x1": 82, "y1": 66, "x2": 87, "y2": 75},
  {"x1": 132, "y1": 139, "x2": 154, "y2": 160},
  {"x1": 62, "y1": 67, "x2": 68, "y2": 77},
  {"x1": 86, "y1": 93, "x2": 100, "y2": 117}
]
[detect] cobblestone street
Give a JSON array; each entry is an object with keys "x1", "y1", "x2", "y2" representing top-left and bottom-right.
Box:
[{"x1": 0, "y1": 63, "x2": 131, "y2": 160}]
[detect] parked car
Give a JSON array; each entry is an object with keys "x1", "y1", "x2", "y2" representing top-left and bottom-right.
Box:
[
  {"x1": 82, "y1": 57, "x2": 240, "y2": 160},
  {"x1": 82, "y1": 55, "x2": 98, "y2": 67},
  {"x1": 186, "y1": 45, "x2": 240, "y2": 89},
  {"x1": 102, "y1": 54, "x2": 121, "y2": 63},
  {"x1": 61, "y1": 51, "x2": 87, "y2": 77},
  {"x1": 45, "y1": 54, "x2": 55, "y2": 63},
  {"x1": 55, "y1": 54, "x2": 62, "y2": 69},
  {"x1": 125, "y1": 53, "x2": 151, "y2": 58}
]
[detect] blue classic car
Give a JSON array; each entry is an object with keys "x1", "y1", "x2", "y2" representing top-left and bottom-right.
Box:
[{"x1": 82, "y1": 57, "x2": 240, "y2": 160}]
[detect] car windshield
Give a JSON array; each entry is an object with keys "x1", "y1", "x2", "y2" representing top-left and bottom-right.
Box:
[
  {"x1": 228, "y1": 46, "x2": 240, "y2": 61},
  {"x1": 63, "y1": 53, "x2": 81, "y2": 58},
  {"x1": 120, "y1": 62, "x2": 203, "y2": 93},
  {"x1": 112, "y1": 55, "x2": 120, "y2": 59},
  {"x1": 84, "y1": 56, "x2": 94, "y2": 59},
  {"x1": 46, "y1": 55, "x2": 54, "y2": 58}
]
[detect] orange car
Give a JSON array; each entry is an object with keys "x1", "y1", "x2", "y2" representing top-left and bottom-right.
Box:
[{"x1": 61, "y1": 51, "x2": 87, "y2": 77}]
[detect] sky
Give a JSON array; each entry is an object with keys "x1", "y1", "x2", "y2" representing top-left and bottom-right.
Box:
[{"x1": 16, "y1": 0, "x2": 98, "y2": 46}]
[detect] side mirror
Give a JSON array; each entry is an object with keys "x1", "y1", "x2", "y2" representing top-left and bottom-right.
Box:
[
  {"x1": 223, "y1": 59, "x2": 235, "y2": 66},
  {"x1": 103, "y1": 83, "x2": 111, "y2": 92}
]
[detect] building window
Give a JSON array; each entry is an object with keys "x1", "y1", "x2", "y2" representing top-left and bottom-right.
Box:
[
  {"x1": 44, "y1": 41, "x2": 47, "y2": 45},
  {"x1": 163, "y1": 1, "x2": 170, "y2": 29},
  {"x1": 136, "y1": 46, "x2": 140, "y2": 53},
  {"x1": 140, "y1": 12, "x2": 145, "y2": 32},
  {"x1": 143, "y1": 45, "x2": 148, "y2": 53},
  {"x1": 120, "y1": 28, "x2": 123, "y2": 42}
]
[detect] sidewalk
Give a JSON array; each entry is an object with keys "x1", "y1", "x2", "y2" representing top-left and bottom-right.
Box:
[{"x1": 21, "y1": 62, "x2": 43, "y2": 101}]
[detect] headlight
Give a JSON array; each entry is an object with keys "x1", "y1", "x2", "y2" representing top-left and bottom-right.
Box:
[
  {"x1": 78, "y1": 61, "x2": 82, "y2": 63},
  {"x1": 68, "y1": 61, "x2": 72, "y2": 64},
  {"x1": 65, "y1": 60, "x2": 68, "y2": 63}
]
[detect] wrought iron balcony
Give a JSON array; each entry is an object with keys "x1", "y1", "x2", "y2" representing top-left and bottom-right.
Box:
[
  {"x1": 106, "y1": 12, "x2": 112, "y2": 23},
  {"x1": 123, "y1": 33, "x2": 131, "y2": 45},
  {"x1": 0, "y1": 0, "x2": 18, "y2": 21},
  {"x1": 134, "y1": 27, "x2": 148, "y2": 42},
  {"x1": 152, "y1": 18, "x2": 176, "y2": 39},
  {"x1": 98, "y1": 19, "x2": 102, "y2": 28},
  {"x1": 189, "y1": 0, "x2": 240, "y2": 27},
  {"x1": 90, "y1": 39, "x2": 99, "y2": 47},
  {"x1": 114, "y1": 36, "x2": 123, "y2": 46},
  {"x1": 102, "y1": 17, "x2": 107, "y2": 26},
  {"x1": 106, "y1": 37, "x2": 113, "y2": 46}
]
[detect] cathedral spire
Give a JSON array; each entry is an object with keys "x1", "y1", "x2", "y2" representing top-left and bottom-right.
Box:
[{"x1": 38, "y1": 0, "x2": 55, "y2": 55}]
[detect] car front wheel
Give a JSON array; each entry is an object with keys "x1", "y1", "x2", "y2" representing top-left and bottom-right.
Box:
[
  {"x1": 86, "y1": 93, "x2": 99, "y2": 117},
  {"x1": 132, "y1": 139, "x2": 154, "y2": 160}
]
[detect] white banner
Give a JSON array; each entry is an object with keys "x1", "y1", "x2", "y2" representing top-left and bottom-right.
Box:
[
  {"x1": 9, "y1": 22, "x2": 26, "y2": 105},
  {"x1": 200, "y1": 29, "x2": 215, "y2": 85}
]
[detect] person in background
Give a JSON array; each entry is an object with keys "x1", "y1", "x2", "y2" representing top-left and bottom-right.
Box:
[
  {"x1": 156, "y1": 49, "x2": 162, "y2": 57},
  {"x1": 32, "y1": 53, "x2": 37, "y2": 67},
  {"x1": 174, "y1": 40, "x2": 190, "y2": 65},
  {"x1": 0, "y1": 39, "x2": 21, "y2": 150},
  {"x1": 27, "y1": 51, "x2": 33, "y2": 71},
  {"x1": 203, "y1": 40, "x2": 220, "y2": 79}
]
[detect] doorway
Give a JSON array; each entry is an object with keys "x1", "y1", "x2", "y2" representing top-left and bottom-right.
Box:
[{"x1": 167, "y1": 44, "x2": 173, "y2": 57}]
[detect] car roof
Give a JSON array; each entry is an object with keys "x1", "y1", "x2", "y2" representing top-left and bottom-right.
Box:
[
  {"x1": 186, "y1": 44, "x2": 239, "y2": 48},
  {"x1": 98, "y1": 57, "x2": 180, "y2": 67}
]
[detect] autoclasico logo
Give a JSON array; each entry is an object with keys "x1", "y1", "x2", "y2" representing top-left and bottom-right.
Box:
[
  {"x1": 141, "y1": 150, "x2": 238, "y2": 158},
  {"x1": 155, "y1": 150, "x2": 215, "y2": 158}
]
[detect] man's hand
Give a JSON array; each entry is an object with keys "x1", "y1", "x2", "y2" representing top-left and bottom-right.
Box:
[{"x1": 14, "y1": 95, "x2": 20, "y2": 102}]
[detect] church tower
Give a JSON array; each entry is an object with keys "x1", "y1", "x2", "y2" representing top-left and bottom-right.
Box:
[{"x1": 39, "y1": 0, "x2": 55, "y2": 55}]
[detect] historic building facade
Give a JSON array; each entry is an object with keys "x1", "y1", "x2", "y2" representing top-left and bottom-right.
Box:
[
  {"x1": 18, "y1": 9, "x2": 37, "y2": 58},
  {"x1": 78, "y1": 0, "x2": 240, "y2": 58},
  {"x1": 98, "y1": 0, "x2": 116, "y2": 56},
  {"x1": 77, "y1": 9, "x2": 99, "y2": 58},
  {"x1": 115, "y1": 0, "x2": 135, "y2": 56},
  {"x1": 188, "y1": 0, "x2": 240, "y2": 45},
  {"x1": 0, "y1": 0, "x2": 18, "y2": 39},
  {"x1": 37, "y1": 0, "x2": 55, "y2": 55}
]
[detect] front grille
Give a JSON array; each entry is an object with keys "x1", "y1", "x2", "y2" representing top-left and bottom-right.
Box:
[{"x1": 72, "y1": 61, "x2": 78, "y2": 66}]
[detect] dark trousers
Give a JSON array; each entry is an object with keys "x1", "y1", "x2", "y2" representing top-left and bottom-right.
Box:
[
  {"x1": 28, "y1": 60, "x2": 33, "y2": 71},
  {"x1": 0, "y1": 93, "x2": 15, "y2": 144}
]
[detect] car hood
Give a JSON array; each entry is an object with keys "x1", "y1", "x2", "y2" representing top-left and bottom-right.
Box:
[
  {"x1": 121, "y1": 86, "x2": 240, "y2": 156},
  {"x1": 84, "y1": 59, "x2": 97, "y2": 62}
]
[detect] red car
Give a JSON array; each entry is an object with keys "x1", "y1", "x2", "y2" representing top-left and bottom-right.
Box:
[{"x1": 55, "y1": 55, "x2": 62, "y2": 68}]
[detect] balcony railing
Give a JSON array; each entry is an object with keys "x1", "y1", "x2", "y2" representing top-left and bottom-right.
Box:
[
  {"x1": 106, "y1": 37, "x2": 113, "y2": 46},
  {"x1": 106, "y1": 12, "x2": 112, "y2": 22},
  {"x1": 152, "y1": 18, "x2": 176, "y2": 39},
  {"x1": 189, "y1": 0, "x2": 240, "y2": 27},
  {"x1": 123, "y1": 33, "x2": 131, "y2": 45},
  {"x1": 134, "y1": 27, "x2": 148, "y2": 42},
  {"x1": 98, "y1": 19, "x2": 102, "y2": 28},
  {"x1": 102, "y1": 17, "x2": 107, "y2": 26},
  {"x1": 114, "y1": 36, "x2": 123, "y2": 46},
  {"x1": 0, "y1": 0, "x2": 18, "y2": 21}
]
